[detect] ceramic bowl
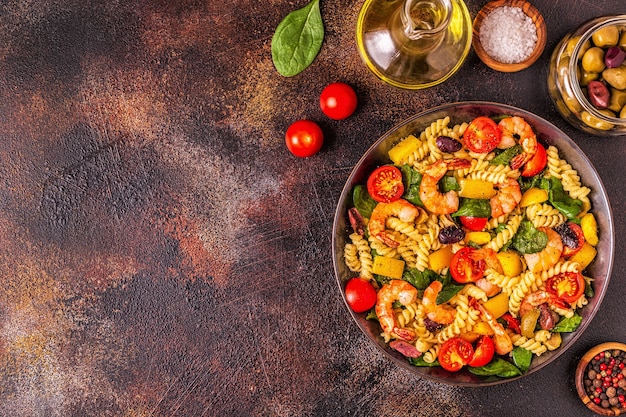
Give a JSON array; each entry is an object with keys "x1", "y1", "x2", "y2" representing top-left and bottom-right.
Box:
[{"x1": 331, "y1": 101, "x2": 614, "y2": 386}]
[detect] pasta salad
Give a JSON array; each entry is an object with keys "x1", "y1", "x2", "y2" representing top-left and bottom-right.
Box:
[{"x1": 342, "y1": 114, "x2": 599, "y2": 377}]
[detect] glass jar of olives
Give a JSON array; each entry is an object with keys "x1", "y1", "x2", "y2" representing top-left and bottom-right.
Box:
[{"x1": 548, "y1": 15, "x2": 626, "y2": 136}]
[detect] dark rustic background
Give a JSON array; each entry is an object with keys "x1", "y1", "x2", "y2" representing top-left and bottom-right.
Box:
[{"x1": 0, "y1": 0, "x2": 624, "y2": 416}]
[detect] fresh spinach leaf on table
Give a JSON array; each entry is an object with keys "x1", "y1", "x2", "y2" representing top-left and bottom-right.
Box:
[{"x1": 271, "y1": 0, "x2": 324, "y2": 77}]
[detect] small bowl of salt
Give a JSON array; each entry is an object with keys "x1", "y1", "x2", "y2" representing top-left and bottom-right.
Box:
[{"x1": 473, "y1": 0, "x2": 547, "y2": 72}]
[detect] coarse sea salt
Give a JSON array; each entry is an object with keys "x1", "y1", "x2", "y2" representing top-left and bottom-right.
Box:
[{"x1": 479, "y1": 6, "x2": 537, "y2": 64}]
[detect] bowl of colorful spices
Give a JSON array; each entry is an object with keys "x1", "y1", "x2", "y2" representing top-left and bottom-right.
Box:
[
  {"x1": 473, "y1": 0, "x2": 547, "y2": 72},
  {"x1": 576, "y1": 342, "x2": 626, "y2": 415}
]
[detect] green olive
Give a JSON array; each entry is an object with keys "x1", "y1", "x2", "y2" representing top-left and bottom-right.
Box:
[
  {"x1": 579, "y1": 69, "x2": 600, "y2": 86},
  {"x1": 603, "y1": 67, "x2": 626, "y2": 90},
  {"x1": 564, "y1": 36, "x2": 590, "y2": 58},
  {"x1": 581, "y1": 109, "x2": 616, "y2": 130},
  {"x1": 581, "y1": 47, "x2": 606, "y2": 73},
  {"x1": 557, "y1": 56, "x2": 571, "y2": 79},
  {"x1": 592, "y1": 25, "x2": 620, "y2": 47},
  {"x1": 608, "y1": 88, "x2": 626, "y2": 112},
  {"x1": 619, "y1": 31, "x2": 626, "y2": 49},
  {"x1": 620, "y1": 105, "x2": 626, "y2": 119}
]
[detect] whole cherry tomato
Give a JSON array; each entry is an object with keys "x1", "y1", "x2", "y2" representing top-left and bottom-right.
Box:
[
  {"x1": 366, "y1": 165, "x2": 404, "y2": 203},
  {"x1": 459, "y1": 216, "x2": 488, "y2": 231},
  {"x1": 463, "y1": 116, "x2": 501, "y2": 153},
  {"x1": 545, "y1": 272, "x2": 585, "y2": 304},
  {"x1": 320, "y1": 82, "x2": 358, "y2": 120},
  {"x1": 468, "y1": 335, "x2": 495, "y2": 367},
  {"x1": 438, "y1": 337, "x2": 474, "y2": 372},
  {"x1": 521, "y1": 142, "x2": 547, "y2": 177},
  {"x1": 285, "y1": 120, "x2": 324, "y2": 158},
  {"x1": 450, "y1": 247, "x2": 486, "y2": 284},
  {"x1": 344, "y1": 277, "x2": 377, "y2": 313}
]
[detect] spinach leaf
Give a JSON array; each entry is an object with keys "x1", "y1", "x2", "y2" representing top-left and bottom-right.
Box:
[
  {"x1": 511, "y1": 347, "x2": 533, "y2": 373},
  {"x1": 453, "y1": 198, "x2": 491, "y2": 218},
  {"x1": 271, "y1": 0, "x2": 324, "y2": 77},
  {"x1": 553, "y1": 313, "x2": 582, "y2": 332},
  {"x1": 352, "y1": 185, "x2": 376, "y2": 218},
  {"x1": 490, "y1": 144, "x2": 522, "y2": 165},
  {"x1": 403, "y1": 268, "x2": 436, "y2": 291},
  {"x1": 468, "y1": 358, "x2": 522, "y2": 378},
  {"x1": 440, "y1": 176, "x2": 460, "y2": 192},
  {"x1": 400, "y1": 164, "x2": 423, "y2": 206},
  {"x1": 545, "y1": 177, "x2": 582, "y2": 219},
  {"x1": 511, "y1": 220, "x2": 547, "y2": 254},
  {"x1": 436, "y1": 282, "x2": 464, "y2": 304}
]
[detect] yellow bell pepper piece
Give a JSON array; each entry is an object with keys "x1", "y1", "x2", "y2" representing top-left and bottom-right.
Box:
[
  {"x1": 496, "y1": 251, "x2": 523, "y2": 278},
  {"x1": 428, "y1": 246, "x2": 454, "y2": 272},
  {"x1": 388, "y1": 135, "x2": 421, "y2": 165},
  {"x1": 483, "y1": 292, "x2": 510, "y2": 319},
  {"x1": 569, "y1": 242, "x2": 597, "y2": 270},
  {"x1": 519, "y1": 187, "x2": 549, "y2": 207},
  {"x1": 465, "y1": 231, "x2": 491, "y2": 245},
  {"x1": 580, "y1": 213, "x2": 599, "y2": 246},
  {"x1": 458, "y1": 178, "x2": 496, "y2": 199},
  {"x1": 372, "y1": 256, "x2": 405, "y2": 279}
]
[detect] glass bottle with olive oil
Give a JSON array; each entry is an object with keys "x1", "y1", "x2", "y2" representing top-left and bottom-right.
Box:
[{"x1": 356, "y1": 0, "x2": 472, "y2": 89}]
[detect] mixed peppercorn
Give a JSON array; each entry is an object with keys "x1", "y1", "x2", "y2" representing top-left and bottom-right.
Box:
[{"x1": 583, "y1": 349, "x2": 626, "y2": 410}]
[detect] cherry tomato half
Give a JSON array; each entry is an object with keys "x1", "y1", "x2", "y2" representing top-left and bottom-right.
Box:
[
  {"x1": 521, "y1": 142, "x2": 547, "y2": 177},
  {"x1": 344, "y1": 277, "x2": 377, "y2": 313},
  {"x1": 459, "y1": 216, "x2": 488, "y2": 231},
  {"x1": 367, "y1": 165, "x2": 404, "y2": 203},
  {"x1": 557, "y1": 222, "x2": 586, "y2": 257},
  {"x1": 468, "y1": 335, "x2": 495, "y2": 367},
  {"x1": 320, "y1": 82, "x2": 358, "y2": 120},
  {"x1": 545, "y1": 272, "x2": 585, "y2": 303},
  {"x1": 285, "y1": 120, "x2": 324, "y2": 158},
  {"x1": 438, "y1": 337, "x2": 474, "y2": 372},
  {"x1": 463, "y1": 116, "x2": 501, "y2": 154},
  {"x1": 501, "y1": 313, "x2": 521, "y2": 334},
  {"x1": 450, "y1": 247, "x2": 486, "y2": 284}
]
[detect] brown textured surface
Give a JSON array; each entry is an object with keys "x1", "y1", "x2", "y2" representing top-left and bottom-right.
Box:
[{"x1": 0, "y1": 0, "x2": 624, "y2": 416}]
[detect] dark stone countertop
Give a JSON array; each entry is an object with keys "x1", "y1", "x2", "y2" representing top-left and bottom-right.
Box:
[{"x1": 0, "y1": 1, "x2": 624, "y2": 416}]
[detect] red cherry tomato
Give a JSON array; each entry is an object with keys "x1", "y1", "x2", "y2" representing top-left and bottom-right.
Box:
[
  {"x1": 344, "y1": 277, "x2": 377, "y2": 313},
  {"x1": 468, "y1": 335, "x2": 495, "y2": 367},
  {"x1": 459, "y1": 216, "x2": 488, "y2": 231},
  {"x1": 501, "y1": 313, "x2": 521, "y2": 334},
  {"x1": 463, "y1": 116, "x2": 501, "y2": 153},
  {"x1": 557, "y1": 222, "x2": 586, "y2": 257},
  {"x1": 521, "y1": 142, "x2": 548, "y2": 177},
  {"x1": 438, "y1": 337, "x2": 474, "y2": 372},
  {"x1": 366, "y1": 165, "x2": 405, "y2": 203},
  {"x1": 450, "y1": 247, "x2": 486, "y2": 284},
  {"x1": 545, "y1": 272, "x2": 585, "y2": 304},
  {"x1": 285, "y1": 120, "x2": 324, "y2": 158},
  {"x1": 320, "y1": 82, "x2": 358, "y2": 120}
]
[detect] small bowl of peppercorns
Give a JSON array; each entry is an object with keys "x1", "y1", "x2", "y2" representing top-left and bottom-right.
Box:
[{"x1": 575, "y1": 342, "x2": 626, "y2": 415}]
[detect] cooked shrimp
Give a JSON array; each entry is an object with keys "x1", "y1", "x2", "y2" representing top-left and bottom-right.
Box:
[
  {"x1": 524, "y1": 227, "x2": 564, "y2": 273},
  {"x1": 471, "y1": 247, "x2": 504, "y2": 274},
  {"x1": 498, "y1": 116, "x2": 538, "y2": 170},
  {"x1": 375, "y1": 280, "x2": 418, "y2": 341},
  {"x1": 421, "y1": 281, "x2": 456, "y2": 325},
  {"x1": 490, "y1": 178, "x2": 522, "y2": 218},
  {"x1": 420, "y1": 158, "x2": 471, "y2": 215},
  {"x1": 474, "y1": 300, "x2": 513, "y2": 355},
  {"x1": 476, "y1": 278, "x2": 501, "y2": 297},
  {"x1": 368, "y1": 199, "x2": 421, "y2": 248},
  {"x1": 519, "y1": 290, "x2": 572, "y2": 318}
]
